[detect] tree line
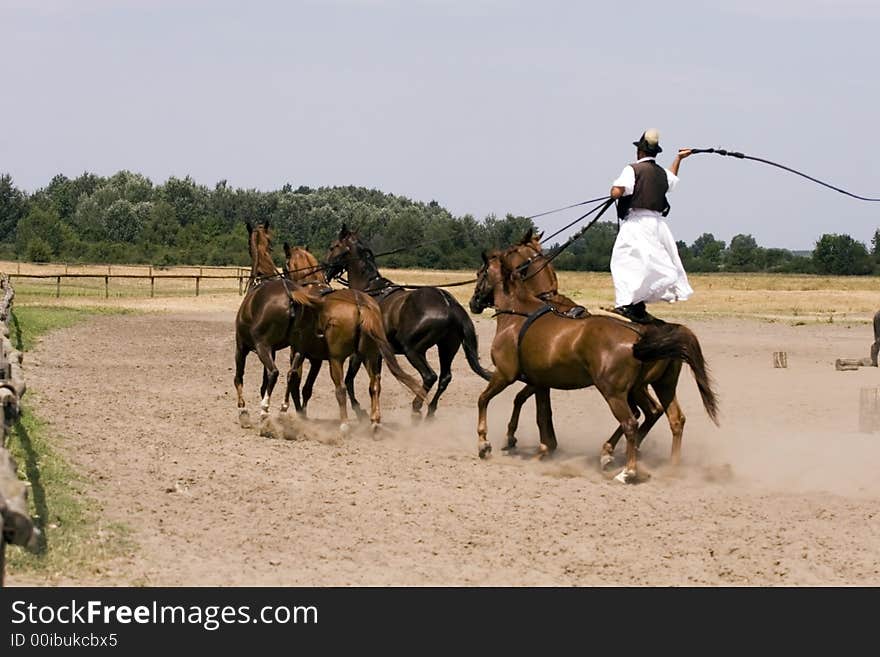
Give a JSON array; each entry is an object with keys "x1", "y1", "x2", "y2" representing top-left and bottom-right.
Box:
[{"x1": 1, "y1": 171, "x2": 878, "y2": 275}]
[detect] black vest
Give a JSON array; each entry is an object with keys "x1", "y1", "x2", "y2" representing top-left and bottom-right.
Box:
[{"x1": 616, "y1": 160, "x2": 670, "y2": 220}]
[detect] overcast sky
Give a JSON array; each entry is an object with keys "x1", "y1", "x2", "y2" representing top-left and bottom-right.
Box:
[{"x1": 2, "y1": 0, "x2": 879, "y2": 249}]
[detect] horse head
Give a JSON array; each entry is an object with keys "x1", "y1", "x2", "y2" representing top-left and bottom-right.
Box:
[
  {"x1": 503, "y1": 231, "x2": 558, "y2": 299},
  {"x1": 247, "y1": 221, "x2": 277, "y2": 278},
  {"x1": 470, "y1": 250, "x2": 505, "y2": 314},
  {"x1": 326, "y1": 225, "x2": 372, "y2": 280},
  {"x1": 284, "y1": 242, "x2": 327, "y2": 285}
]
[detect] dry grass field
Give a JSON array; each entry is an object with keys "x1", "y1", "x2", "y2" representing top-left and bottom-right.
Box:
[{"x1": 3, "y1": 260, "x2": 878, "y2": 322}]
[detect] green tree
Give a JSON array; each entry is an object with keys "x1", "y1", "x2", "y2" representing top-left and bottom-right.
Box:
[
  {"x1": 725, "y1": 234, "x2": 762, "y2": 272},
  {"x1": 689, "y1": 233, "x2": 725, "y2": 272},
  {"x1": 15, "y1": 206, "x2": 64, "y2": 258},
  {"x1": 812, "y1": 234, "x2": 872, "y2": 275},
  {"x1": 0, "y1": 174, "x2": 28, "y2": 244}
]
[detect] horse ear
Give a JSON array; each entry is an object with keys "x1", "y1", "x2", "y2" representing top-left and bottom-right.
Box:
[
  {"x1": 283, "y1": 242, "x2": 291, "y2": 257},
  {"x1": 481, "y1": 250, "x2": 488, "y2": 264},
  {"x1": 339, "y1": 224, "x2": 349, "y2": 239},
  {"x1": 520, "y1": 228, "x2": 533, "y2": 244},
  {"x1": 245, "y1": 221, "x2": 253, "y2": 234},
  {"x1": 536, "y1": 230, "x2": 544, "y2": 241},
  {"x1": 264, "y1": 219, "x2": 271, "y2": 231}
]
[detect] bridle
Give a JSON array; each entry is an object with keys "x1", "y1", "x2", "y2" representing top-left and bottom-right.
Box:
[{"x1": 510, "y1": 244, "x2": 558, "y2": 301}]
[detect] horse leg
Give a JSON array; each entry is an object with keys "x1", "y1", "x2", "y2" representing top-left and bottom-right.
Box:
[
  {"x1": 477, "y1": 373, "x2": 513, "y2": 459},
  {"x1": 286, "y1": 352, "x2": 304, "y2": 415},
  {"x1": 328, "y1": 358, "x2": 350, "y2": 431},
  {"x1": 633, "y1": 388, "x2": 665, "y2": 449},
  {"x1": 403, "y1": 344, "x2": 438, "y2": 421},
  {"x1": 600, "y1": 388, "x2": 656, "y2": 469},
  {"x1": 363, "y1": 353, "x2": 382, "y2": 432},
  {"x1": 534, "y1": 387, "x2": 557, "y2": 458},
  {"x1": 281, "y1": 349, "x2": 299, "y2": 413},
  {"x1": 234, "y1": 340, "x2": 250, "y2": 425},
  {"x1": 650, "y1": 374, "x2": 686, "y2": 466},
  {"x1": 601, "y1": 392, "x2": 641, "y2": 483},
  {"x1": 344, "y1": 354, "x2": 367, "y2": 419},
  {"x1": 254, "y1": 344, "x2": 279, "y2": 418},
  {"x1": 426, "y1": 336, "x2": 460, "y2": 418},
  {"x1": 505, "y1": 384, "x2": 535, "y2": 451},
  {"x1": 301, "y1": 358, "x2": 322, "y2": 417}
]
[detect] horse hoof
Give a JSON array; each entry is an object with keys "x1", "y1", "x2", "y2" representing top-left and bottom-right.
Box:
[
  {"x1": 339, "y1": 422, "x2": 350, "y2": 434},
  {"x1": 478, "y1": 441, "x2": 492, "y2": 459},
  {"x1": 600, "y1": 453, "x2": 615, "y2": 470},
  {"x1": 238, "y1": 409, "x2": 251, "y2": 429},
  {"x1": 371, "y1": 422, "x2": 381, "y2": 436},
  {"x1": 614, "y1": 468, "x2": 638, "y2": 484}
]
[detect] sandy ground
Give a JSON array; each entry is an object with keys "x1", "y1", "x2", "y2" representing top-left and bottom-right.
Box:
[{"x1": 9, "y1": 302, "x2": 880, "y2": 586}]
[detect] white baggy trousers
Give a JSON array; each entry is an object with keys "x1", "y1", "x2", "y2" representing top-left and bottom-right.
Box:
[{"x1": 610, "y1": 209, "x2": 693, "y2": 307}]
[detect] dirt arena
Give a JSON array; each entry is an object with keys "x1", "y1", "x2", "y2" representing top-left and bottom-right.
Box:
[{"x1": 11, "y1": 299, "x2": 880, "y2": 586}]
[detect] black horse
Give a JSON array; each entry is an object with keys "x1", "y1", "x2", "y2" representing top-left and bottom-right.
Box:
[{"x1": 325, "y1": 226, "x2": 492, "y2": 419}]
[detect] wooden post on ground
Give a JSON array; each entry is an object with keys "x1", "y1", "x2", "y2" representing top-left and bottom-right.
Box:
[
  {"x1": 150, "y1": 277, "x2": 155, "y2": 298},
  {"x1": 195, "y1": 276, "x2": 200, "y2": 297},
  {"x1": 859, "y1": 387, "x2": 880, "y2": 433},
  {"x1": 104, "y1": 275, "x2": 109, "y2": 299},
  {"x1": 773, "y1": 352, "x2": 787, "y2": 368},
  {"x1": 836, "y1": 358, "x2": 873, "y2": 371},
  {"x1": 55, "y1": 276, "x2": 61, "y2": 298},
  {"x1": 238, "y1": 276, "x2": 243, "y2": 295}
]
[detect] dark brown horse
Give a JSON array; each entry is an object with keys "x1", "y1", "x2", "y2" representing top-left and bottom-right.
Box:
[
  {"x1": 325, "y1": 226, "x2": 492, "y2": 420},
  {"x1": 469, "y1": 251, "x2": 719, "y2": 482},
  {"x1": 234, "y1": 221, "x2": 294, "y2": 424}
]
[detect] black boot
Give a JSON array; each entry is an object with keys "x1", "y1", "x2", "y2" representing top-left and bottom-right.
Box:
[
  {"x1": 612, "y1": 302, "x2": 662, "y2": 325},
  {"x1": 631, "y1": 302, "x2": 665, "y2": 325}
]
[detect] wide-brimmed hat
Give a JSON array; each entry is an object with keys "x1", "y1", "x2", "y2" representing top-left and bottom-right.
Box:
[{"x1": 633, "y1": 128, "x2": 662, "y2": 155}]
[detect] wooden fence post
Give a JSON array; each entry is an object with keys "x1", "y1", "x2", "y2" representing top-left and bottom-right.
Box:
[
  {"x1": 56, "y1": 276, "x2": 61, "y2": 298},
  {"x1": 150, "y1": 277, "x2": 155, "y2": 298},
  {"x1": 238, "y1": 276, "x2": 243, "y2": 295},
  {"x1": 195, "y1": 276, "x2": 200, "y2": 297},
  {"x1": 859, "y1": 387, "x2": 880, "y2": 433},
  {"x1": 104, "y1": 275, "x2": 109, "y2": 298}
]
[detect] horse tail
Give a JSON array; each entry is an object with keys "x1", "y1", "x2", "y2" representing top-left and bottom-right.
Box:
[
  {"x1": 448, "y1": 296, "x2": 493, "y2": 381},
  {"x1": 357, "y1": 297, "x2": 428, "y2": 402},
  {"x1": 632, "y1": 324, "x2": 719, "y2": 425}
]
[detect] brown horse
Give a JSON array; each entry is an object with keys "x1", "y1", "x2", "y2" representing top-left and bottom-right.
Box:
[
  {"x1": 325, "y1": 226, "x2": 492, "y2": 420},
  {"x1": 234, "y1": 221, "x2": 294, "y2": 424},
  {"x1": 280, "y1": 245, "x2": 428, "y2": 431},
  {"x1": 281, "y1": 242, "x2": 329, "y2": 414},
  {"x1": 468, "y1": 251, "x2": 719, "y2": 482},
  {"x1": 499, "y1": 230, "x2": 692, "y2": 469}
]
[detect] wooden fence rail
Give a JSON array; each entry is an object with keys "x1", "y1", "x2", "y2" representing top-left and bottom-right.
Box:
[
  {"x1": 8, "y1": 273, "x2": 249, "y2": 298},
  {"x1": 0, "y1": 274, "x2": 39, "y2": 587}
]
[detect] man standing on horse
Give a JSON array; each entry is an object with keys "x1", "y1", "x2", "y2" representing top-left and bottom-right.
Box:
[{"x1": 609, "y1": 129, "x2": 694, "y2": 323}]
